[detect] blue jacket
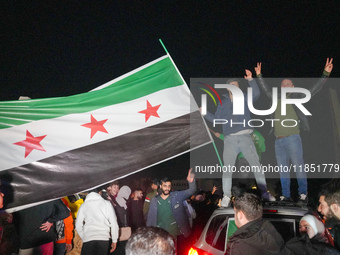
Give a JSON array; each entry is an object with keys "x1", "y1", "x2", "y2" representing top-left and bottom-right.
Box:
[
  {"x1": 204, "y1": 79, "x2": 260, "y2": 136},
  {"x1": 146, "y1": 180, "x2": 196, "y2": 237}
]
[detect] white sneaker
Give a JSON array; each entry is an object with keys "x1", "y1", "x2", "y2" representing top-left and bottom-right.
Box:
[
  {"x1": 221, "y1": 196, "x2": 231, "y2": 207},
  {"x1": 299, "y1": 194, "x2": 307, "y2": 200},
  {"x1": 262, "y1": 192, "x2": 276, "y2": 202},
  {"x1": 280, "y1": 196, "x2": 293, "y2": 202},
  {"x1": 297, "y1": 194, "x2": 308, "y2": 205},
  {"x1": 268, "y1": 193, "x2": 276, "y2": 201}
]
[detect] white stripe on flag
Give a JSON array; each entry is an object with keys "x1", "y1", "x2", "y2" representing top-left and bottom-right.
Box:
[{"x1": 1, "y1": 84, "x2": 192, "y2": 171}]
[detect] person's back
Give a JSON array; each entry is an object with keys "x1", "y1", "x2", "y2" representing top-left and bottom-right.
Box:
[
  {"x1": 14, "y1": 199, "x2": 70, "y2": 252},
  {"x1": 226, "y1": 193, "x2": 284, "y2": 255},
  {"x1": 76, "y1": 192, "x2": 118, "y2": 243},
  {"x1": 227, "y1": 218, "x2": 283, "y2": 255}
]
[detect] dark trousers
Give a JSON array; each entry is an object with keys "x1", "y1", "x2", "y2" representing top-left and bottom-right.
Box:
[
  {"x1": 81, "y1": 240, "x2": 110, "y2": 255},
  {"x1": 110, "y1": 240, "x2": 127, "y2": 255},
  {"x1": 54, "y1": 242, "x2": 66, "y2": 255}
]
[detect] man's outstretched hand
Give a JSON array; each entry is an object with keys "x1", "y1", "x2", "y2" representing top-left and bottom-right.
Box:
[{"x1": 187, "y1": 168, "x2": 195, "y2": 183}]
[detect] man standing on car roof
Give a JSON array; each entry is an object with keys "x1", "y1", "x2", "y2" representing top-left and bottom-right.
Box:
[
  {"x1": 203, "y1": 69, "x2": 274, "y2": 207},
  {"x1": 226, "y1": 193, "x2": 284, "y2": 255},
  {"x1": 255, "y1": 58, "x2": 334, "y2": 204}
]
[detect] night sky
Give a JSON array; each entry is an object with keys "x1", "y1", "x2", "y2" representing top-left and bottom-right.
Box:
[{"x1": 1, "y1": 2, "x2": 340, "y2": 186}]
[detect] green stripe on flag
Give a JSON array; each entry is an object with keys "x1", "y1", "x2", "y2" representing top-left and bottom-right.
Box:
[{"x1": 0, "y1": 57, "x2": 184, "y2": 130}]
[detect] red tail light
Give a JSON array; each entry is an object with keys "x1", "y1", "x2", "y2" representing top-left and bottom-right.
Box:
[
  {"x1": 263, "y1": 209, "x2": 278, "y2": 213},
  {"x1": 188, "y1": 247, "x2": 213, "y2": 255},
  {"x1": 188, "y1": 248, "x2": 198, "y2": 255}
]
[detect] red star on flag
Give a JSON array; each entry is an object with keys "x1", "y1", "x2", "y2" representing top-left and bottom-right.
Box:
[
  {"x1": 138, "y1": 100, "x2": 161, "y2": 122},
  {"x1": 14, "y1": 130, "x2": 47, "y2": 158},
  {"x1": 81, "y1": 114, "x2": 108, "y2": 138}
]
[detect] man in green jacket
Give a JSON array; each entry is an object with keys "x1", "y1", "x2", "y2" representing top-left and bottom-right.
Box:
[{"x1": 255, "y1": 58, "x2": 333, "y2": 204}]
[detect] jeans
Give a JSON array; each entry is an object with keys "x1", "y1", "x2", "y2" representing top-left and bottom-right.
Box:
[
  {"x1": 222, "y1": 134, "x2": 268, "y2": 197},
  {"x1": 275, "y1": 134, "x2": 307, "y2": 197}
]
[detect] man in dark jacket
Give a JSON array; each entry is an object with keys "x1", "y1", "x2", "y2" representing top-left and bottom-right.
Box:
[
  {"x1": 128, "y1": 188, "x2": 145, "y2": 231},
  {"x1": 226, "y1": 193, "x2": 284, "y2": 255},
  {"x1": 318, "y1": 181, "x2": 340, "y2": 250},
  {"x1": 255, "y1": 59, "x2": 333, "y2": 204},
  {"x1": 14, "y1": 199, "x2": 70, "y2": 255},
  {"x1": 146, "y1": 168, "x2": 196, "y2": 239}
]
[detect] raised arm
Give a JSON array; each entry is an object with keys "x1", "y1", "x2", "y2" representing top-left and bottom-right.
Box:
[
  {"x1": 180, "y1": 168, "x2": 196, "y2": 199},
  {"x1": 245, "y1": 69, "x2": 260, "y2": 101},
  {"x1": 186, "y1": 168, "x2": 195, "y2": 183},
  {"x1": 309, "y1": 58, "x2": 334, "y2": 97},
  {"x1": 254, "y1": 62, "x2": 273, "y2": 99}
]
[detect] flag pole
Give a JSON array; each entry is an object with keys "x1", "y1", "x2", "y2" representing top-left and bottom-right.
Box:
[
  {"x1": 158, "y1": 39, "x2": 224, "y2": 168},
  {"x1": 212, "y1": 141, "x2": 223, "y2": 167},
  {"x1": 159, "y1": 39, "x2": 169, "y2": 54}
]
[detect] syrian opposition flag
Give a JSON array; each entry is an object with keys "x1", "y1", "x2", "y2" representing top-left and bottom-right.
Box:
[{"x1": 0, "y1": 55, "x2": 211, "y2": 212}]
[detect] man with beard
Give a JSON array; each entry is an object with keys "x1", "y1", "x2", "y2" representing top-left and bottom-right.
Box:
[
  {"x1": 146, "y1": 169, "x2": 196, "y2": 246},
  {"x1": 318, "y1": 184, "x2": 340, "y2": 250},
  {"x1": 128, "y1": 188, "x2": 145, "y2": 231}
]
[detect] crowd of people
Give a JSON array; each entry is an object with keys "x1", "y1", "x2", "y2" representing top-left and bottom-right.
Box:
[
  {"x1": 0, "y1": 168, "x2": 219, "y2": 255},
  {"x1": 0, "y1": 58, "x2": 338, "y2": 254},
  {"x1": 1, "y1": 171, "x2": 340, "y2": 255},
  {"x1": 225, "y1": 186, "x2": 340, "y2": 255}
]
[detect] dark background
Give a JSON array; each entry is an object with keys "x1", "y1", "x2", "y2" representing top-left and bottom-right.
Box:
[{"x1": 1, "y1": 1, "x2": 339, "y2": 192}]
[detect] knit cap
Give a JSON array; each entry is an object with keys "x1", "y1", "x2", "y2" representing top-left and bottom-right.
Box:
[{"x1": 300, "y1": 215, "x2": 325, "y2": 237}]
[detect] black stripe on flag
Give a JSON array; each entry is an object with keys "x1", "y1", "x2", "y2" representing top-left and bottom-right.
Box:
[{"x1": 0, "y1": 111, "x2": 211, "y2": 210}]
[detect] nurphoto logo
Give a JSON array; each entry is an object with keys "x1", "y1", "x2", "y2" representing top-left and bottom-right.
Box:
[{"x1": 200, "y1": 84, "x2": 311, "y2": 116}]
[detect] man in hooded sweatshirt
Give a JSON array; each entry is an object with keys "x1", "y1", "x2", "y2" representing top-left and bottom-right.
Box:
[
  {"x1": 76, "y1": 188, "x2": 119, "y2": 255},
  {"x1": 226, "y1": 193, "x2": 284, "y2": 255}
]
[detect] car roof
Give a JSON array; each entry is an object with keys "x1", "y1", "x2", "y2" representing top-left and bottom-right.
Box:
[{"x1": 213, "y1": 202, "x2": 311, "y2": 217}]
